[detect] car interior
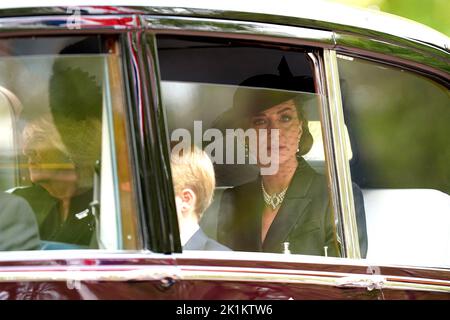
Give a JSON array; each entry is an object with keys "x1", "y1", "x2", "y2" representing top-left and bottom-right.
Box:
[{"x1": 0, "y1": 36, "x2": 121, "y2": 251}]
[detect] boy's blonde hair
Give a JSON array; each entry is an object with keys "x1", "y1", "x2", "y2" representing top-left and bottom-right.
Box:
[{"x1": 170, "y1": 145, "x2": 215, "y2": 218}]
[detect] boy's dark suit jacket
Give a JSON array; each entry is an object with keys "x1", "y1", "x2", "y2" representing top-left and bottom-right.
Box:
[
  {"x1": 217, "y1": 157, "x2": 341, "y2": 257},
  {"x1": 184, "y1": 228, "x2": 231, "y2": 251}
]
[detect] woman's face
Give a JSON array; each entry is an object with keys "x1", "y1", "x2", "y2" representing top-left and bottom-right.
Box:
[
  {"x1": 250, "y1": 99, "x2": 302, "y2": 168},
  {"x1": 22, "y1": 132, "x2": 77, "y2": 184}
]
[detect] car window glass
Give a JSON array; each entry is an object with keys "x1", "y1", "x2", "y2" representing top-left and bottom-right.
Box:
[
  {"x1": 0, "y1": 36, "x2": 136, "y2": 251},
  {"x1": 337, "y1": 54, "x2": 450, "y2": 267},
  {"x1": 157, "y1": 35, "x2": 344, "y2": 257}
]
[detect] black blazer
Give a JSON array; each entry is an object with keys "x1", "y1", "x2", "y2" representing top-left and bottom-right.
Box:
[
  {"x1": 184, "y1": 228, "x2": 231, "y2": 251},
  {"x1": 11, "y1": 184, "x2": 95, "y2": 246},
  {"x1": 217, "y1": 158, "x2": 341, "y2": 257}
]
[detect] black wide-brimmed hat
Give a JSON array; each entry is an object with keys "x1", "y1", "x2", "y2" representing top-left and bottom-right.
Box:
[{"x1": 212, "y1": 57, "x2": 315, "y2": 131}]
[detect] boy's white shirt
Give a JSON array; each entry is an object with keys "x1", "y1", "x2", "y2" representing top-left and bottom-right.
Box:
[{"x1": 179, "y1": 220, "x2": 200, "y2": 246}]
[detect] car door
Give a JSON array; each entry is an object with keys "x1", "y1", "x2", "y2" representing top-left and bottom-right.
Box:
[
  {"x1": 334, "y1": 50, "x2": 450, "y2": 299},
  {"x1": 144, "y1": 15, "x2": 387, "y2": 300},
  {"x1": 0, "y1": 14, "x2": 181, "y2": 300}
]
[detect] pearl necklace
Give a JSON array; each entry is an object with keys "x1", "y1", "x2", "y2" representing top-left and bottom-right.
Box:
[{"x1": 261, "y1": 181, "x2": 288, "y2": 210}]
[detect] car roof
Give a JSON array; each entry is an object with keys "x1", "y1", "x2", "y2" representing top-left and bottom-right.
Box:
[{"x1": 0, "y1": 0, "x2": 449, "y2": 52}]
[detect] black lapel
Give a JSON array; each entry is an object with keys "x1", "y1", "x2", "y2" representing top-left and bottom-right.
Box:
[{"x1": 262, "y1": 158, "x2": 315, "y2": 252}]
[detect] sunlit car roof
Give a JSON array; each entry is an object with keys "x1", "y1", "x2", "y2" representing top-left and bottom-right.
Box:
[{"x1": 0, "y1": 0, "x2": 449, "y2": 52}]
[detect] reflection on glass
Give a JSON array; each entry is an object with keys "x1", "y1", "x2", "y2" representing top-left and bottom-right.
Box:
[
  {"x1": 0, "y1": 37, "x2": 112, "y2": 250},
  {"x1": 163, "y1": 80, "x2": 341, "y2": 257},
  {"x1": 338, "y1": 55, "x2": 450, "y2": 267}
]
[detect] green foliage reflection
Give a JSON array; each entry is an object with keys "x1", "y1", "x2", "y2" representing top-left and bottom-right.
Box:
[{"x1": 328, "y1": 0, "x2": 450, "y2": 36}]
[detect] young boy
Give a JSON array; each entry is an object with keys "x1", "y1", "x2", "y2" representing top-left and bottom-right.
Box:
[{"x1": 170, "y1": 145, "x2": 229, "y2": 251}]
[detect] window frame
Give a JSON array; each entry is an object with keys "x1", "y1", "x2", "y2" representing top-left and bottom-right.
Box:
[
  {"x1": 0, "y1": 17, "x2": 143, "y2": 253},
  {"x1": 323, "y1": 46, "x2": 449, "y2": 261},
  {"x1": 332, "y1": 51, "x2": 450, "y2": 267},
  {"x1": 145, "y1": 16, "x2": 350, "y2": 258},
  {"x1": 145, "y1": 14, "x2": 450, "y2": 262}
]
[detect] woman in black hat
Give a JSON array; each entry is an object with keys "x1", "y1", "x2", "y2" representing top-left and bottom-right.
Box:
[{"x1": 216, "y1": 74, "x2": 341, "y2": 257}]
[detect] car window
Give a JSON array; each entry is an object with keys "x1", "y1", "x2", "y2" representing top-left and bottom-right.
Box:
[
  {"x1": 337, "y1": 54, "x2": 450, "y2": 267},
  {"x1": 0, "y1": 36, "x2": 138, "y2": 251},
  {"x1": 157, "y1": 35, "x2": 345, "y2": 257}
]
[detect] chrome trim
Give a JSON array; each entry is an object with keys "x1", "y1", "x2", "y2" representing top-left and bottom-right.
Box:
[
  {"x1": 336, "y1": 31, "x2": 448, "y2": 63},
  {"x1": 0, "y1": 5, "x2": 447, "y2": 74},
  {"x1": 144, "y1": 16, "x2": 334, "y2": 47},
  {"x1": 0, "y1": 249, "x2": 446, "y2": 271},
  {"x1": 144, "y1": 15, "x2": 448, "y2": 82},
  {"x1": 1, "y1": 263, "x2": 448, "y2": 294},
  {"x1": 0, "y1": 250, "x2": 165, "y2": 261},
  {"x1": 323, "y1": 50, "x2": 361, "y2": 259},
  {"x1": 178, "y1": 265, "x2": 450, "y2": 293},
  {"x1": 336, "y1": 274, "x2": 385, "y2": 290},
  {"x1": 179, "y1": 265, "x2": 351, "y2": 287},
  {"x1": 0, "y1": 250, "x2": 448, "y2": 293},
  {"x1": 0, "y1": 1, "x2": 448, "y2": 51},
  {"x1": 0, "y1": 14, "x2": 445, "y2": 78},
  {"x1": 146, "y1": 15, "x2": 448, "y2": 80},
  {"x1": 0, "y1": 266, "x2": 179, "y2": 283},
  {"x1": 0, "y1": 15, "x2": 138, "y2": 34},
  {"x1": 335, "y1": 32, "x2": 450, "y2": 81},
  {"x1": 0, "y1": 248, "x2": 447, "y2": 270},
  {"x1": 141, "y1": 4, "x2": 450, "y2": 54},
  {"x1": 309, "y1": 51, "x2": 346, "y2": 256},
  {"x1": 383, "y1": 280, "x2": 450, "y2": 293}
]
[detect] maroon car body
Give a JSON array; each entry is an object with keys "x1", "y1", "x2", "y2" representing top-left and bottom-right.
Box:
[{"x1": 0, "y1": 1, "x2": 449, "y2": 300}]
